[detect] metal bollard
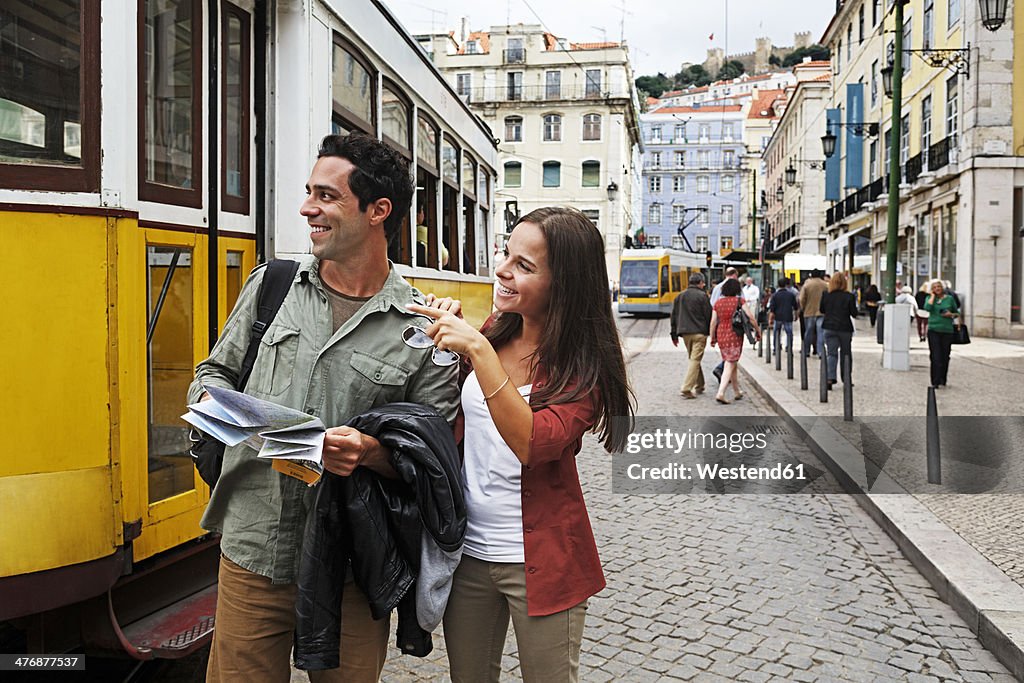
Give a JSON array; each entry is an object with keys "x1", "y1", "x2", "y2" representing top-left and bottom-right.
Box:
[
  {"x1": 765, "y1": 330, "x2": 772, "y2": 364},
  {"x1": 758, "y1": 331, "x2": 763, "y2": 357},
  {"x1": 775, "y1": 331, "x2": 782, "y2": 371},
  {"x1": 819, "y1": 353, "x2": 828, "y2": 403},
  {"x1": 800, "y1": 344, "x2": 808, "y2": 390},
  {"x1": 786, "y1": 342, "x2": 794, "y2": 380},
  {"x1": 842, "y1": 352, "x2": 853, "y2": 421},
  {"x1": 926, "y1": 386, "x2": 941, "y2": 484}
]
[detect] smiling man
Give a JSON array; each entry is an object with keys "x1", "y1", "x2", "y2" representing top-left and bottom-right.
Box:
[{"x1": 189, "y1": 133, "x2": 459, "y2": 682}]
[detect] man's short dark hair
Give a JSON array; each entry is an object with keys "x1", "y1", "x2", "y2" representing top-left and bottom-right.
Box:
[
  {"x1": 778, "y1": 277, "x2": 790, "y2": 288},
  {"x1": 689, "y1": 272, "x2": 705, "y2": 286},
  {"x1": 317, "y1": 133, "x2": 414, "y2": 244},
  {"x1": 721, "y1": 278, "x2": 742, "y2": 297}
]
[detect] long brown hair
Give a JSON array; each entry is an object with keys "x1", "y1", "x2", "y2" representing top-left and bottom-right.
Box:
[
  {"x1": 485, "y1": 207, "x2": 635, "y2": 451},
  {"x1": 828, "y1": 272, "x2": 848, "y2": 292}
]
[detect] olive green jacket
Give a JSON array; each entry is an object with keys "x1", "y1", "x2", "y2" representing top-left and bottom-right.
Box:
[{"x1": 188, "y1": 255, "x2": 459, "y2": 583}]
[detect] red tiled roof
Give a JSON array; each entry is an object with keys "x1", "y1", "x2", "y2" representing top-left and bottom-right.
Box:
[
  {"x1": 746, "y1": 89, "x2": 786, "y2": 120},
  {"x1": 571, "y1": 41, "x2": 619, "y2": 50},
  {"x1": 646, "y1": 96, "x2": 661, "y2": 105},
  {"x1": 794, "y1": 60, "x2": 831, "y2": 68},
  {"x1": 456, "y1": 31, "x2": 490, "y2": 54}
]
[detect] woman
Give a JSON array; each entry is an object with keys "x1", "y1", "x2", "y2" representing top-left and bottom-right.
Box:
[
  {"x1": 924, "y1": 279, "x2": 959, "y2": 388},
  {"x1": 709, "y1": 277, "x2": 760, "y2": 404},
  {"x1": 862, "y1": 283, "x2": 882, "y2": 327},
  {"x1": 914, "y1": 282, "x2": 930, "y2": 342},
  {"x1": 820, "y1": 272, "x2": 858, "y2": 388},
  {"x1": 407, "y1": 207, "x2": 635, "y2": 682}
]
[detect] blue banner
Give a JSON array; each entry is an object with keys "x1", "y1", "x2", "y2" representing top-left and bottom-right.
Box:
[
  {"x1": 825, "y1": 109, "x2": 841, "y2": 202},
  {"x1": 845, "y1": 83, "x2": 864, "y2": 189}
]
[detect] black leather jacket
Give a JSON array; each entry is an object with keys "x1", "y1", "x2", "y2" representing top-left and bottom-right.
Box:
[{"x1": 293, "y1": 403, "x2": 465, "y2": 670}]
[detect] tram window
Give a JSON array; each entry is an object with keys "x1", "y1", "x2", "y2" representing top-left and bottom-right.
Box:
[
  {"x1": 222, "y1": 4, "x2": 250, "y2": 214},
  {"x1": 226, "y1": 250, "x2": 244, "y2": 311},
  {"x1": 478, "y1": 167, "x2": 490, "y2": 208},
  {"x1": 416, "y1": 169, "x2": 439, "y2": 268},
  {"x1": 478, "y1": 205, "x2": 490, "y2": 272},
  {"x1": 462, "y1": 155, "x2": 476, "y2": 196},
  {"x1": 442, "y1": 185, "x2": 459, "y2": 272},
  {"x1": 441, "y1": 137, "x2": 458, "y2": 186},
  {"x1": 661, "y1": 266, "x2": 669, "y2": 295},
  {"x1": 388, "y1": 208, "x2": 412, "y2": 266},
  {"x1": 0, "y1": 0, "x2": 100, "y2": 191},
  {"x1": 382, "y1": 86, "x2": 411, "y2": 153},
  {"x1": 146, "y1": 245, "x2": 196, "y2": 503},
  {"x1": 417, "y1": 114, "x2": 439, "y2": 172},
  {"x1": 620, "y1": 261, "x2": 657, "y2": 290},
  {"x1": 463, "y1": 195, "x2": 476, "y2": 275},
  {"x1": 331, "y1": 36, "x2": 375, "y2": 134}
]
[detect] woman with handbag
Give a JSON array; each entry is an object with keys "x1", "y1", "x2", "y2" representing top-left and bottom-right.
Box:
[
  {"x1": 710, "y1": 278, "x2": 760, "y2": 404},
  {"x1": 924, "y1": 279, "x2": 960, "y2": 388},
  {"x1": 820, "y1": 273, "x2": 858, "y2": 389}
]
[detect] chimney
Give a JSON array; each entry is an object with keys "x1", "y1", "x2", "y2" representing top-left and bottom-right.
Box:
[{"x1": 460, "y1": 17, "x2": 469, "y2": 44}]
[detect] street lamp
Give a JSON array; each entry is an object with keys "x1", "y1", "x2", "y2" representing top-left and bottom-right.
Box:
[
  {"x1": 979, "y1": 0, "x2": 1009, "y2": 31},
  {"x1": 822, "y1": 122, "x2": 878, "y2": 158},
  {"x1": 785, "y1": 165, "x2": 797, "y2": 186},
  {"x1": 881, "y1": 64, "x2": 895, "y2": 97},
  {"x1": 775, "y1": 186, "x2": 784, "y2": 202},
  {"x1": 821, "y1": 131, "x2": 837, "y2": 159},
  {"x1": 606, "y1": 181, "x2": 618, "y2": 201}
]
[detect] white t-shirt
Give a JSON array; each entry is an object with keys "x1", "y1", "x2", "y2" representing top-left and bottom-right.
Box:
[
  {"x1": 460, "y1": 371, "x2": 533, "y2": 563},
  {"x1": 742, "y1": 284, "x2": 760, "y2": 308}
]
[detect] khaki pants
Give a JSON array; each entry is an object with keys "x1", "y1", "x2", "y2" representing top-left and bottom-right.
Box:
[
  {"x1": 443, "y1": 555, "x2": 587, "y2": 683},
  {"x1": 207, "y1": 555, "x2": 390, "y2": 683},
  {"x1": 680, "y1": 333, "x2": 708, "y2": 393}
]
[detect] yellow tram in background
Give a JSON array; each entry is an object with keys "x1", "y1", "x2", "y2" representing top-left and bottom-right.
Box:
[
  {"x1": 0, "y1": 0, "x2": 496, "y2": 658},
  {"x1": 618, "y1": 248, "x2": 707, "y2": 316}
]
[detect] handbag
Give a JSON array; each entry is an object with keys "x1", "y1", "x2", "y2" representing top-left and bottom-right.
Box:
[
  {"x1": 188, "y1": 259, "x2": 298, "y2": 487},
  {"x1": 731, "y1": 299, "x2": 758, "y2": 344},
  {"x1": 952, "y1": 321, "x2": 971, "y2": 345}
]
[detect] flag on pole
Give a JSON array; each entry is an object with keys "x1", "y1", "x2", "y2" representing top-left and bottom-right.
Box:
[{"x1": 709, "y1": 33, "x2": 714, "y2": 41}]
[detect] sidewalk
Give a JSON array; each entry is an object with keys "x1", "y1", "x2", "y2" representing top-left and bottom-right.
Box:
[{"x1": 740, "y1": 317, "x2": 1024, "y2": 680}]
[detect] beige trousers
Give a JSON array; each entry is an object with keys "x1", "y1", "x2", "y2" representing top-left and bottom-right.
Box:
[
  {"x1": 681, "y1": 333, "x2": 708, "y2": 393},
  {"x1": 206, "y1": 555, "x2": 390, "y2": 683},
  {"x1": 443, "y1": 555, "x2": 587, "y2": 683}
]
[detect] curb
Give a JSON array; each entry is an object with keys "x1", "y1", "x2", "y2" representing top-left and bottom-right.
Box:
[{"x1": 740, "y1": 355, "x2": 1024, "y2": 681}]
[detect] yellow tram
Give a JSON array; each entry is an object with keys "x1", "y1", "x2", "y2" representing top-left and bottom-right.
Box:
[
  {"x1": 618, "y1": 248, "x2": 707, "y2": 315},
  {"x1": 0, "y1": 0, "x2": 497, "y2": 657}
]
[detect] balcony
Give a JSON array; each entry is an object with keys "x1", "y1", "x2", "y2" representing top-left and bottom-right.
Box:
[
  {"x1": 503, "y1": 48, "x2": 525, "y2": 64},
  {"x1": 467, "y1": 84, "x2": 627, "y2": 103},
  {"x1": 905, "y1": 152, "x2": 923, "y2": 185}
]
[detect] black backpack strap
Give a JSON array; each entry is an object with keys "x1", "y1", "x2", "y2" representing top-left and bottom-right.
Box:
[{"x1": 237, "y1": 259, "x2": 299, "y2": 390}]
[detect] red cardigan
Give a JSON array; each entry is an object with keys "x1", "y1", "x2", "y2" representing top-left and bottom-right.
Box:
[{"x1": 456, "y1": 320, "x2": 606, "y2": 616}]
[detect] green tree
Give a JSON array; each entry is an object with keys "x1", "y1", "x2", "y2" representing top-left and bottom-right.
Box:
[
  {"x1": 717, "y1": 59, "x2": 746, "y2": 81},
  {"x1": 635, "y1": 72, "x2": 673, "y2": 99},
  {"x1": 782, "y1": 44, "x2": 831, "y2": 68},
  {"x1": 769, "y1": 54, "x2": 782, "y2": 66},
  {"x1": 673, "y1": 64, "x2": 711, "y2": 88}
]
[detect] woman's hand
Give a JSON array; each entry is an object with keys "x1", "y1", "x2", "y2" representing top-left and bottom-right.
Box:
[
  {"x1": 406, "y1": 303, "x2": 486, "y2": 358},
  {"x1": 423, "y1": 293, "x2": 463, "y2": 319}
]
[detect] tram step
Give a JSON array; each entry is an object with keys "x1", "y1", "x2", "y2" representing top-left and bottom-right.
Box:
[{"x1": 120, "y1": 584, "x2": 217, "y2": 658}]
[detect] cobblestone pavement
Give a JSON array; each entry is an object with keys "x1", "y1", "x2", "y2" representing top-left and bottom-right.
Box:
[{"x1": 325, "y1": 315, "x2": 1014, "y2": 682}]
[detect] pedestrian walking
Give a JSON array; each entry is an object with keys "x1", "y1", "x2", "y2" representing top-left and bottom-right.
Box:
[
  {"x1": 741, "y1": 276, "x2": 761, "y2": 315},
  {"x1": 709, "y1": 267, "x2": 740, "y2": 381},
  {"x1": 671, "y1": 273, "x2": 713, "y2": 398},
  {"x1": 862, "y1": 283, "x2": 882, "y2": 327},
  {"x1": 189, "y1": 133, "x2": 460, "y2": 682},
  {"x1": 710, "y1": 278, "x2": 760, "y2": 404},
  {"x1": 914, "y1": 283, "x2": 930, "y2": 341},
  {"x1": 924, "y1": 279, "x2": 960, "y2": 388},
  {"x1": 820, "y1": 272, "x2": 858, "y2": 389},
  {"x1": 409, "y1": 206, "x2": 635, "y2": 683},
  {"x1": 799, "y1": 269, "x2": 828, "y2": 357},
  {"x1": 767, "y1": 277, "x2": 799, "y2": 353}
]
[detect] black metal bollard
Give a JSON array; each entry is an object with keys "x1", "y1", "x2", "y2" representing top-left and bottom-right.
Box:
[
  {"x1": 765, "y1": 330, "x2": 772, "y2": 364},
  {"x1": 926, "y1": 386, "x2": 941, "y2": 484},
  {"x1": 876, "y1": 307, "x2": 885, "y2": 345},
  {"x1": 842, "y1": 352, "x2": 853, "y2": 421},
  {"x1": 787, "y1": 343, "x2": 794, "y2": 380},
  {"x1": 775, "y1": 330, "x2": 782, "y2": 371},
  {"x1": 819, "y1": 353, "x2": 828, "y2": 403},
  {"x1": 800, "y1": 344, "x2": 808, "y2": 390},
  {"x1": 758, "y1": 331, "x2": 763, "y2": 357}
]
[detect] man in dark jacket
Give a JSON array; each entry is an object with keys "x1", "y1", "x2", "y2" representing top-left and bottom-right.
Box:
[{"x1": 671, "y1": 273, "x2": 713, "y2": 398}]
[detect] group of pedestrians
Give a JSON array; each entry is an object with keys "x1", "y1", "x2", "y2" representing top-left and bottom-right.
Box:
[
  {"x1": 670, "y1": 268, "x2": 865, "y2": 400},
  {"x1": 189, "y1": 133, "x2": 635, "y2": 682}
]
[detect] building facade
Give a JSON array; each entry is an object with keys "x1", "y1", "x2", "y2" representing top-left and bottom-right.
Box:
[
  {"x1": 421, "y1": 24, "x2": 642, "y2": 276},
  {"x1": 822, "y1": 0, "x2": 1023, "y2": 339},
  {"x1": 639, "y1": 106, "x2": 747, "y2": 256}
]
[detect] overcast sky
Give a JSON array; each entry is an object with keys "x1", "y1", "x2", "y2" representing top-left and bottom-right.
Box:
[{"x1": 385, "y1": 0, "x2": 838, "y2": 77}]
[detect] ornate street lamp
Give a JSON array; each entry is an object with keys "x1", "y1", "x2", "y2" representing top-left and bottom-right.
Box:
[
  {"x1": 785, "y1": 165, "x2": 797, "y2": 186},
  {"x1": 606, "y1": 181, "x2": 618, "y2": 201},
  {"x1": 979, "y1": 0, "x2": 1009, "y2": 31},
  {"x1": 821, "y1": 131, "x2": 837, "y2": 158},
  {"x1": 775, "y1": 186, "x2": 784, "y2": 202},
  {"x1": 880, "y1": 64, "x2": 895, "y2": 98}
]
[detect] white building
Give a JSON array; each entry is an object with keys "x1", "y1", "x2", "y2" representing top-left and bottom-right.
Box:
[{"x1": 420, "y1": 24, "x2": 642, "y2": 276}]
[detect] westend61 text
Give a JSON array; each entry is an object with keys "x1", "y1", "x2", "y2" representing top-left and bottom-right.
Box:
[
  {"x1": 625, "y1": 428, "x2": 769, "y2": 454},
  {"x1": 626, "y1": 462, "x2": 808, "y2": 482}
]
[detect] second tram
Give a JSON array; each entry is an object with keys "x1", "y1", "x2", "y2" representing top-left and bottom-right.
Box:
[{"x1": 618, "y1": 248, "x2": 706, "y2": 315}]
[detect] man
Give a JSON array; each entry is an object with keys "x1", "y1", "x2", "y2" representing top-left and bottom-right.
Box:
[
  {"x1": 799, "y1": 269, "x2": 828, "y2": 357},
  {"x1": 189, "y1": 133, "x2": 459, "y2": 682},
  {"x1": 709, "y1": 266, "x2": 739, "y2": 306},
  {"x1": 709, "y1": 267, "x2": 740, "y2": 380},
  {"x1": 741, "y1": 276, "x2": 760, "y2": 315},
  {"x1": 768, "y1": 277, "x2": 799, "y2": 353},
  {"x1": 670, "y1": 273, "x2": 713, "y2": 398}
]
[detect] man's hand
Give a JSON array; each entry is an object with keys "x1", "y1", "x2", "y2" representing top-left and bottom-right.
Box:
[
  {"x1": 671, "y1": 337, "x2": 679, "y2": 347},
  {"x1": 322, "y1": 427, "x2": 397, "y2": 478}
]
